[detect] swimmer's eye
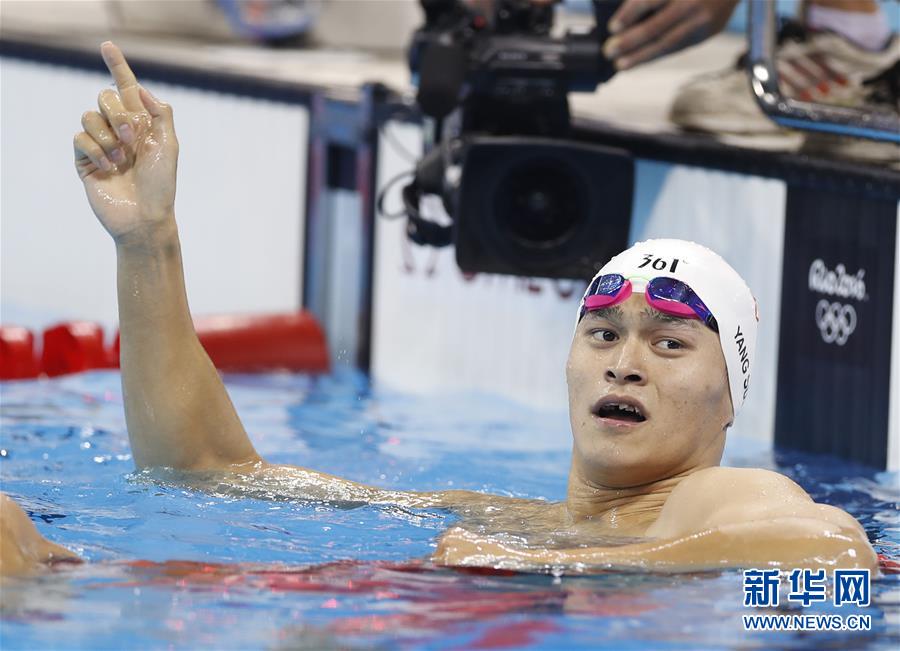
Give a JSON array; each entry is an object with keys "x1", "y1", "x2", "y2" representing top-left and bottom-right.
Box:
[
  {"x1": 589, "y1": 329, "x2": 618, "y2": 343},
  {"x1": 655, "y1": 338, "x2": 684, "y2": 351}
]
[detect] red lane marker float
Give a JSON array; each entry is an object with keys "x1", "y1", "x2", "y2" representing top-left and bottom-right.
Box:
[
  {"x1": 0, "y1": 311, "x2": 329, "y2": 379},
  {"x1": 41, "y1": 321, "x2": 110, "y2": 377},
  {"x1": 110, "y1": 311, "x2": 330, "y2": 374},
  {"x1": 193, "y1": 312, "x2": 329, "y2": 373},
  {"x1": 0, "y1": 326, "x2": 38, "y2": 379}
]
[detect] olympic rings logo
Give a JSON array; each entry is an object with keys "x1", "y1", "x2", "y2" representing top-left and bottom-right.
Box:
[{"x1": 815, "y1": 300, "x2": 857, "y2": 346}]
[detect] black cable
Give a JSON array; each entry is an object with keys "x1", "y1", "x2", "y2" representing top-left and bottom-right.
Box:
[
  {"x1": 379, "y1": 122, "x2": 419, "y2": 165},
  {"x1": 376, "y1": 169, "x2": 416, "y2": 219}
]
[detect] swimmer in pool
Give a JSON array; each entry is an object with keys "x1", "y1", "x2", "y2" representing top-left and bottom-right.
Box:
[{"x1": 2, "y1": 41, "x2": 876, "y2": 576}]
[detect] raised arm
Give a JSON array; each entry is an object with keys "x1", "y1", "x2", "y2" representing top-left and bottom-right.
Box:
[
  {"x1": 72, "y1": 44, "x2": 517, "y2": 513},
  {"x1": 434, "y1": 468, "x2": 878, "y2": 572},
  {"x1": 74, "y1": 43, "x2": 261, "y2": 471}
]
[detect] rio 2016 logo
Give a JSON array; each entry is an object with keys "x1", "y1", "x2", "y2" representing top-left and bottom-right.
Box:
[{"x1": 808, "y1": 259, "x2": 866, "y2": 347}]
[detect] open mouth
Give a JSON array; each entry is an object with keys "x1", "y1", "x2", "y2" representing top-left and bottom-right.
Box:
[{"x1": 592, "y1": 399, "x2": 647, "y2": 424}]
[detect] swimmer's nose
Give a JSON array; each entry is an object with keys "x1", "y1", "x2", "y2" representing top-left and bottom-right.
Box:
[
  {"x1": 604, "y1": 367, "x2": 646, "y2": 385},
  {"x1": 605, "y1": 339, "x2": 647, "y2": 386}
]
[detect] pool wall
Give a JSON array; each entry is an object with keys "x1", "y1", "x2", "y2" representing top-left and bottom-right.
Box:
[{"x1": 1, "y1": 34, "x2": 898, "y2": 470}]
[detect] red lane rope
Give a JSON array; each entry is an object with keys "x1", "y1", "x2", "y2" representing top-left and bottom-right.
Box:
[{"x1": 0, "y1": 311, "x2": 329, "y2": 379}]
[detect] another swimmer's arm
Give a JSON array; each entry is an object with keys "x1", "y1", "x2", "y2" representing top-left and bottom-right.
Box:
[
  {"x1": 0, "y1": 494, "x2": 80, "y2": 576},
  {"x1": 74, "y1": 43, "x2": 260, "y2": 471}
]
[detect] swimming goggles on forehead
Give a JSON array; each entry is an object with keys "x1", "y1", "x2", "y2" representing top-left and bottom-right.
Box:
[{"x1": 579, "y1": 274, "x2": 719, "y2": 333}]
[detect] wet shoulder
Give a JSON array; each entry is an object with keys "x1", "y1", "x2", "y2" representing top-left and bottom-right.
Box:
[
  {"x1": 676, "y1": 466, "x2": 810, "y2": 499},
  {"x1": 647, "y1": 467, "x2": 812, "y2": 538}
]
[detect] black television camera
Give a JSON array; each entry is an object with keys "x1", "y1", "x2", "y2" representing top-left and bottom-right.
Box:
[{"x1": 397, "y1": 0, "x2": 634, "y2": 280}]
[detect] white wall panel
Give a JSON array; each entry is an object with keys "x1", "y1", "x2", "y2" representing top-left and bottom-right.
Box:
[{"x1": 1, "y1": 57, "x2": 308, "y2": 336}]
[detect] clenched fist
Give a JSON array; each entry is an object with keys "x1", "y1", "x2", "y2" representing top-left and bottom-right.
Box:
[{"x1": 74, "y1": 42, "x2": 179, "y2": 243}]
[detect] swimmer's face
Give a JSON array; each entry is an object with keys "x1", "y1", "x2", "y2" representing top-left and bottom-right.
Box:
[{"x1": 566, "y1": 293, "x2": 733, "y2": 488}]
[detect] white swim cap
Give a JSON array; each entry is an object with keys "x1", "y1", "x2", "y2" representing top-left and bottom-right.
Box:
[{"x1": 576, "y1": 239, "x2": 758, "y2": 418}]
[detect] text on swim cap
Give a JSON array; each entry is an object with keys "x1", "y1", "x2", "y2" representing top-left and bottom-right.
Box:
[
  {"x1": 734, "y1": 326, "x2": 751, "y2": 400},
  {"x1": 638, "y1": 254, "x2": 682, "y2": 273}
]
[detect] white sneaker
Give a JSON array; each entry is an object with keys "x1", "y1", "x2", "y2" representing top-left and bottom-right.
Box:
[
  {"x1": 799, "y1": 60, "x2": 900, "y2": 167},
  {"x1": 669, "y1": 21, "x2": 900, "y2": 136}
]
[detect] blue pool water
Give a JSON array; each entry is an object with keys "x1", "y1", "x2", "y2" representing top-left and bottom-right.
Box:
[{"x1": 1, "y1": 368, "x2": 898, "y2": 650}]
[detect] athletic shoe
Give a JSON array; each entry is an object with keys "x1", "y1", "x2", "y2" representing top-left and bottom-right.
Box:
[
  {"x1": 799, "y1": 59, "x2": 900, "y2": 167},
  {"x1": 669, "y1": 20, "x2": 900, "y2": 135}
]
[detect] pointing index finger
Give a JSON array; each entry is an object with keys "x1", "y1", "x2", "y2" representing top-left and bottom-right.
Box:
[{"x1": 100, "y1": 41, "x2": 143, "y2": 112}]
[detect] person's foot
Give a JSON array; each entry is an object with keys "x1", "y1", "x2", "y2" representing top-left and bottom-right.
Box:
[{"x1": 669, "y1": 20, "x2": 899, "y2": 136}]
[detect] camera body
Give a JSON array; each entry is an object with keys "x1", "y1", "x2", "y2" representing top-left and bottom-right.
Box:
[
  {"x1": 409, "y1": 0, "x2": 617, "y2": 124},
  {"x1": 401, "y1": 0, "x2": 634, "y2": 280},
  {"x1": 455, "y1": 137, "x2": 633, "y2": 279}
]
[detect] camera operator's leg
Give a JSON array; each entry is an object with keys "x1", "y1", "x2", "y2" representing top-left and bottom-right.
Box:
[{"x1": 0, "y1": 493, "x2": 81, "y2": 576}]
